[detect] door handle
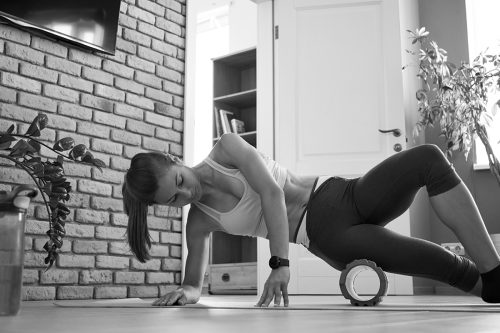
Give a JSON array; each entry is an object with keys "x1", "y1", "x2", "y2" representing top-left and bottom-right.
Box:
[{"x1": 378, "y1": 128, "x2": 401, "y2": 137}]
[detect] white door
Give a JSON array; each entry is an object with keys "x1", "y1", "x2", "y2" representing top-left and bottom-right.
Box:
[{"x1": 257, "y1": 0, "x2": 414, "y2": 295}]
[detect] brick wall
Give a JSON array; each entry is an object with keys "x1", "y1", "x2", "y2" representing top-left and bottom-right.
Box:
[{"x1": 0, "y1": 0, "x2": 186, "y2": 300}]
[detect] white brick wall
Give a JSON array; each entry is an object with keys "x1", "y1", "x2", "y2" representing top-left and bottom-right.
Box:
[{"x1": 0, "y1": 0, "x2": 186, "y2": 300}]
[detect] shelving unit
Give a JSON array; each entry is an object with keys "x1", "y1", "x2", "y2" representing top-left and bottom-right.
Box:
[{"x1": 209, "y1": 48, "x2": 257, "y2": 295}]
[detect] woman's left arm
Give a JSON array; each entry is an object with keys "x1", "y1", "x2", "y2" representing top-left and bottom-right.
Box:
[{"x1": 215, "y1": 133, "x2": 290, "y2": 307}]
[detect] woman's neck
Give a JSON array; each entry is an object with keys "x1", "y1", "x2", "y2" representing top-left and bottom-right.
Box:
[{"x1": 192, "y1": 163, "x2": 217, "y2": 204}]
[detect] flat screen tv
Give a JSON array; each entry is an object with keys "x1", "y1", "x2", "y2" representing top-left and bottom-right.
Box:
[{"x1": 0, "y1": 0, "x2": 121, "y2": 55}]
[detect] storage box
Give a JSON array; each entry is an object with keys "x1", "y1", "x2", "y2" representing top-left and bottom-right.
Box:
[{"x1": 208, "y1": 262, "x2": 257, "y2": 295}]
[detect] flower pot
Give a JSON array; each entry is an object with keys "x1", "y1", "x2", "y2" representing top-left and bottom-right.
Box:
[{"x1": 0, "y1": 185, "x2": 37, "y2": 316}]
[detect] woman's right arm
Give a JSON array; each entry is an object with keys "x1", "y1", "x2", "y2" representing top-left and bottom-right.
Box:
[{"x1": 152, "y1": 208, "x2": 213, "y2": 306}]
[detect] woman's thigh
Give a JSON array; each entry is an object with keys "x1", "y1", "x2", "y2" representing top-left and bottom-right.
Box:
[{"x1": 353, "y1": 145, "x2": 446, "y2": 226}]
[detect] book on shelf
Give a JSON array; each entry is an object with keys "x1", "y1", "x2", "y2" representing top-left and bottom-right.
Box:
[
  {"x1": 219, "y1": 109, "x2": 235, "y2": 134},
  {"x1": 230, "y1": 119, "x2": 245, "y2": 134},
  {"x1": 213, "y1": 107, "x2": 222, "y2": 137}
]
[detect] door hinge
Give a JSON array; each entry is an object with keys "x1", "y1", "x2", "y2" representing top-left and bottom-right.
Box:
[{"x1": 274, "y1": 25, "x2": 279, "y2": 39}]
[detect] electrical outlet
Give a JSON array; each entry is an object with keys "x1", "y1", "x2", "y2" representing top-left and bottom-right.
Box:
[{"x1": 441, "y1": 242, "x2": 465, "y2": 256}]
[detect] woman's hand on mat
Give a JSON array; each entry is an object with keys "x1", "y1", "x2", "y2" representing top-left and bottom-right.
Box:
[
  {"x1": 256, "y1": 267, "x2": 290, "y2": 307},
  {"x1": 152, "y1": 288, "x2": 189, "y2": 306}
]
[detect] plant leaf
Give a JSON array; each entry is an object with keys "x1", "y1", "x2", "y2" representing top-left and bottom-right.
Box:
[
  {"x1": 0, "y1": 134, "x2": 16, "y2": 144},
  {"x1": 0, "y1": 142, "x2": 11, "y2": 150},
  {"x1": 24, "y1": 156, "x2": 42, "y2": 166},
  {"x1": 53, "y1": 222, "x2": 66, "y2": 237},
  {"x1": 92, "y1": 158, "x2": 106, "y2": 172},
  {"x1": 27, "y1": 139, "x2": 41, "y2": 153},
  {"x1": 53, "y1": 137, "x2": 75, "y2": 151},
  {"x1": 69, "y1": 144, "x2": 88, "y2": 160},
  {"x1": 9, "y1": 140, "x2": 37, "y2": 158},
  {"x1": 42, "y1": 164, "x2": 64, "y2": 181},
  {"x1": 81, "y1": 151, "x2": 94, "y2": 163},
  {"x1": 37, "y1": 114, "x2": 48, "y2": 129},
  {"x1": 25, "y1": 113, "x2": 48, "y2": 137},
  {"x1": 54, "y1": 155, "x2": 63, "y2": 167},
  {"x1": 32, "y1": 164, "x2": 45, "y2": 178}
]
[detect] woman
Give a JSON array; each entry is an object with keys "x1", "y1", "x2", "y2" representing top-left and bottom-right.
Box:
[{"x1": 122, "y1": 133, "x2": 500, "y2": 307}]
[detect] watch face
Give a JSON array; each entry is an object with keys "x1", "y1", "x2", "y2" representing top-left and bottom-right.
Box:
[{"x1": 269, "y1": 256, "x2": 280, "y2": 269}]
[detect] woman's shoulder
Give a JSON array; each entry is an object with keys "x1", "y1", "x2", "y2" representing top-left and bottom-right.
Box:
[
  {"x1": 210, "y1": 133, "x2": 274, "y2": 166},
  {"x1": 208, "y1": 134, "x2": 241, "y2": 168}
]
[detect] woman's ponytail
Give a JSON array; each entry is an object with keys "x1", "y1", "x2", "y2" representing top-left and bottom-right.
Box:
[{"x1": 123, "y1": 182, "x2": 151, "y2": 262}]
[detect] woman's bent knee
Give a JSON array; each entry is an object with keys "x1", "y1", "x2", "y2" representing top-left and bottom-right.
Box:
[
  {"x1": 413, "y1": 144, "x2": 461, "y2": 196},
  {"x1": 414, "y1": 144, "x2": 445, "y2": 162}
]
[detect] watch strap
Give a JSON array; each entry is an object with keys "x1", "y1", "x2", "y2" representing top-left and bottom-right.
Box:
[{"x1": 269, "y1": 256, "x2": 289, "y2": 269}]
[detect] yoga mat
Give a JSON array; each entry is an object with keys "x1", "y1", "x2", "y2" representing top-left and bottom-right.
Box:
[{"x1": 54, "y1": 296, "x2": 500, "y2": 313}]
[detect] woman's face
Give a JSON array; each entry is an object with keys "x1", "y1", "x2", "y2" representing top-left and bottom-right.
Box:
[{"x1": 154, "y1": 164, "x2": 202, "y2": 207}]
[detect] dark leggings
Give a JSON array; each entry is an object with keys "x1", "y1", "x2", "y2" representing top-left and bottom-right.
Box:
[{"x1": 306, "y1": 144, "x2": 479, "y2": 292}]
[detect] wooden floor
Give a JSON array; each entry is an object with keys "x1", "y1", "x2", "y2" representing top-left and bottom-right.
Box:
[{"x1": 2, "y1": 295, "x2": 500, "y2": 333}]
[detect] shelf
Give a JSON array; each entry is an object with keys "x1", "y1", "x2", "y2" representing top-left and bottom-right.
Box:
[
  {"x1": 213, "y1": 131, "x2": 257, "y2": 142},
  {"x1": 214, "y1": 89, "x2": 256, "y2": 108},
  {"x1": 240, "y1": 130, "x2": 257, "y2": 138},
  {"x1": 212, "y1": 48, "x2": 256, "y2": 68}
]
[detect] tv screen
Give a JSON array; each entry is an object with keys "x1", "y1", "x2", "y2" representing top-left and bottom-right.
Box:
[{"x1": 0, "y1": 0, "x2": 121, "y2": 55}]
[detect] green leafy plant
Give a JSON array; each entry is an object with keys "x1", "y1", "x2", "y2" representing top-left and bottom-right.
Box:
[
  {"x1": 405, "y1": 27, "x2": 500, "y2": 185},
  {"x1": 0, "y1": 113, "x2": 105, "y2": 269}
]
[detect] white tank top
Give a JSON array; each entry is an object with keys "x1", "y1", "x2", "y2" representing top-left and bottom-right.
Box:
[{"x1": 193, "y1": 155, "x2": 288, "y2": 237}]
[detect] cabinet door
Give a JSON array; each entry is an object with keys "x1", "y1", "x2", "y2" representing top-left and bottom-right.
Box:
[{"x1": 257, "y1": 0, "x2": 413, "y2": 295}]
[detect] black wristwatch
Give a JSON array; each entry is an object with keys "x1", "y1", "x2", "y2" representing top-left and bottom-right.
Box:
[{"x1": 269, "y1": 256, "x2": 289, "y2": 269}]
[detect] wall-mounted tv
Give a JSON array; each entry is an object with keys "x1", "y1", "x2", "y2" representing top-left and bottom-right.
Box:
[{"x1": 0, "y1": 0, "x2": 121, "y2": 55}]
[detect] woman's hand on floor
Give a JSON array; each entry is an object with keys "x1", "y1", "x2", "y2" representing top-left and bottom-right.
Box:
[
  {"x1": 256, "y1": 267, "x2": 290, "y2": 307},
  {"x1": 152, "y1": 288, "x2": 189, "y2": 306}
]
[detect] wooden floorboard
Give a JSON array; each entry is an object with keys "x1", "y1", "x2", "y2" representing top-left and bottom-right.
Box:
[{"x1": 2, "y1": 295, "x2": 500, "y2": 333}]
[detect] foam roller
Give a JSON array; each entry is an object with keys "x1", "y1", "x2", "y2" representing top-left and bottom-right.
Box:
[{"x1": 339, "y1": 259, "x2": 388, "y2": 306}]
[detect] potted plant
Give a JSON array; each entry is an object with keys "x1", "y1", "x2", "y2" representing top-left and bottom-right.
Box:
[
  {"x1": 0, "y1": 113, "x2": 105, "y2": 269},
  {"x1": 405, "y1": 27, "x2": 500, "y2": 186}
]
